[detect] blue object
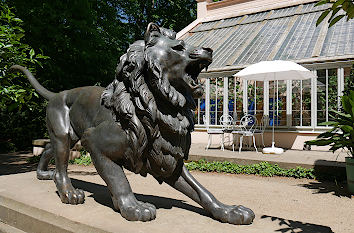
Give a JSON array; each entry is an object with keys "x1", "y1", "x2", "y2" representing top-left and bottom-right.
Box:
[{"x1": 269, "y1": 97, "x2": 281, "y2": 126}]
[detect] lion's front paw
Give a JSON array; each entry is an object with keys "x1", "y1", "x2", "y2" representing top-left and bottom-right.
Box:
[
  {"x1": 53, "y1": 173, "x2": 85, "y2": 205},
  {"x1": 113, "y1": 196, "x2": 156, "y2": 222},
  {"x1": 60, "y1": 188, "x2": 85, "y2": 205},
  {"x1": 213, "y1": 204, "x2": 255, "y2": 225}
]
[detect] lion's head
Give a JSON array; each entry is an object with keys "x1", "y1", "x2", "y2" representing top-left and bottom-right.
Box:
[
  {"x1": 103, "y1": 23, "x2": 212, "y2": 130},
  {"x1": 101, "y1": 23, "x2": 212, "y2": 177},
  {"x1": 144, "y1": 23, "x2": 212, "y2": 109}
]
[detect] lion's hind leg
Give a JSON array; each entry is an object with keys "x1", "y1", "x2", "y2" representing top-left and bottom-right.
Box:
[
  {"x1": 46, "y1": 100, "x2": 84, "y2": 205},
  {"x1": 37, "y1": 139, "x2": 79, "y2": 180},
  {"x1": 36, "y1": 143, "x2": 54, "y2": 180},
  {"x1": 81, "y1": 123, "x2": 156, "y2": 222}
]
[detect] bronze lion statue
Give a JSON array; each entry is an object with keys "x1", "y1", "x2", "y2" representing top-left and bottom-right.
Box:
[{"x1": 12, "y1": 23, "x2": 254, "y2": 225}]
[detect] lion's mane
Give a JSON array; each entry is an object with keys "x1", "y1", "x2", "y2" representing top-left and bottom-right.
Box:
[{"x1": 101, "y1": 27, "x2": 194, "y2": 180}]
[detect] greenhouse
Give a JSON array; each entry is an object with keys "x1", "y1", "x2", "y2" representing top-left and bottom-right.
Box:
[{"x1": 177, "y1": 0, "x2": 353, "y2": 149}]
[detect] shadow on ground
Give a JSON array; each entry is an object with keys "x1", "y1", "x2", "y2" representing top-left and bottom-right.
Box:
[
  {"x1": 71, "y1": 178, "x2": 208, "y2": 217},
  {"x1": 313, "y1": 159, "x2": 346, "y2": 181},
  {"x1": 261, "y1": 215, "x2": 333, "y2": 233},
  {"x1": 0, "y1": 152, "x2": 37, "y2": 176},
  {"x1": 299, "y1": 180, "x2": 351, "y2": 198},
  {"x1": 299, "y1": 160, "x2": 352, "y2": 198}
]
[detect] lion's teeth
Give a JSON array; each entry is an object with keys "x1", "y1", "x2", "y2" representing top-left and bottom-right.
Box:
[
  {"x1": 177, "y1": 113, "x2": 184, "y2": 120},
  {"x1": 169, "y1": 89, "x2": 174, "y2": 98},
  {"x1": 171, "y1": 92, "x2": 178, "y2": 104}
]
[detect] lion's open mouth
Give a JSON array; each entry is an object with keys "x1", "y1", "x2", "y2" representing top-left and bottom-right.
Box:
[{"x1": 185, "y1": 60, "x2": 210, "y2": 96}]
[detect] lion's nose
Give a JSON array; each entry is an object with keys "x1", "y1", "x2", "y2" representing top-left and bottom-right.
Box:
[
  {"x1": 190, "y1": 47, "x2": 213, "y2": 62},
  {"x1": 202, "y1": 47, "x2": 213, "y2": 54},
  {"x1": 200, "y1": 47, "x2": 212, "y2": 63}
]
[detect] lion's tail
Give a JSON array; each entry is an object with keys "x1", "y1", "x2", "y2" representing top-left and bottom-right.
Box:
[{"x1": 10, "y1": 65, "x2": 55, "y2": 100}]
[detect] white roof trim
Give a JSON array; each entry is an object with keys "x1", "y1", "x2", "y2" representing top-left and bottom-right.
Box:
[{"x1": 176, "y1": 18, "x2": 202, "y2": 39}]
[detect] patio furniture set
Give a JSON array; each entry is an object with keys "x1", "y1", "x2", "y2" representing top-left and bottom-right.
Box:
[{"x1": 204, "y1": 115, "x2": 268, "y2": 153}]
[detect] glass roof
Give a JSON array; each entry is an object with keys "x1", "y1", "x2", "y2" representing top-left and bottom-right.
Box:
[{"x1": 181, "y1": 2, "x2": 354, "y2": 70}]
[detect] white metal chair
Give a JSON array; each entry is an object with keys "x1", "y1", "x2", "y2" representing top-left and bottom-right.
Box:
[
  {"x1": 253, "y1": 115, "x2": 268, "y2": 148},
  {"x1": 220, "y1": 115, "x2": 234, "y2": 147},
  {"x1": 231, "y1": 115, "x2": 258, "y2": 153},
  {"x1": 220, "y1": 115, "x2": 234, "y2": 131},
  {"x1": 203, "y1": 115, "x2": 225, "y2": 150}
]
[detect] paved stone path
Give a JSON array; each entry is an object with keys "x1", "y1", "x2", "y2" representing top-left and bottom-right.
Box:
[{"x1": 0, "y1": 152, "x2": 353, "y2": 233}]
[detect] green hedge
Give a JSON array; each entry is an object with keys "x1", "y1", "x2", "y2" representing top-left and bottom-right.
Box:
[
  {"x1": 70, "y1": 157, "x2": 315, "y2": 179},
  {"x1": 185, "y1": 160, "x2": 316, "y2": 179},
  {"x1": 27, "y1": 156, "x2": 318, "y2": 179}
]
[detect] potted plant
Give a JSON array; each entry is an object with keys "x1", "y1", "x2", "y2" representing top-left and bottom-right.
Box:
[{"x1": 306, "y1": 90, "x2": 354, "y2": 194}]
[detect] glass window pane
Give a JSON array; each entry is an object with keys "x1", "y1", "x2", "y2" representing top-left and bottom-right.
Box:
[
  {"x1": 196, "y1": 77, "x2": 206, "y2": 125},
  {"x1": 344, "y1": 66, "x2": 353, "y2": 95},
  {"x1": 278, "y1": 81, "x2": 287, "y2": 126},
  {"x1": 292, "y1": 80, "x2": 301, "y2": 126},
  {"x1": 269, "y1": 81, "x2": 286, "y2": 127},
  {"x1": 302, "y1": 79, "x2": 311, "y2": 126},
  {"x1": 228, "y1": 77, "x2": 243, "y2": 121},
  {"x1": 328, "y1": 68, "x2": 338, "y2": 121},
  {"x1": 317, "y1": 69, "x2": 326, "y2": 125},
  {"x1": 209, "y1": 77, "x2": 224, "y2": 125},
  {"x1": 256, "y1": 81, "x2": 264, "y2": 123},
  {"x1": 247, "y1": 81, "x2": 255, "y2": 116}
]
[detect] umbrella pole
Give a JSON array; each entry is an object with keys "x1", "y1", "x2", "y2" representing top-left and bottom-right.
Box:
[
  {"x1": 271, "y1": 79, "x2": 274, "y2": 147},
  {"x1": 263, "y1": 77, "x2": 283, "y2": 154}
]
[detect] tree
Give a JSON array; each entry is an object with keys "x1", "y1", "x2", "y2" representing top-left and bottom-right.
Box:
[
  {"x1": 8, "y1": 0, "x2": 196, "y2": 92},
  {"x1": 116, "y1": 0, "x2": 196, "y2": 41},
  {"x1": 2, "y1": 0, "x2": 197, "y2": 151},
  {"x1": 0, "y1": 1, "x2": 48, "y2": 151},
  {"x1": 316, "y1": 0, "x2": 354, "y2": 27},
  {"x1": 8, "y1": 0, "x2": 130, "y2": 91}
]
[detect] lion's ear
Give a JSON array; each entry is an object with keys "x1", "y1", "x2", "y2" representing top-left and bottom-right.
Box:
[{"x1": 144, "y1": 23, "x2": 161, "y2": 42}]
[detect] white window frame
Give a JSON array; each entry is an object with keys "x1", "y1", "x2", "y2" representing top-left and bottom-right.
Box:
[{"x1": 195, "y1": 63, "x2": 351, "y2": 131}]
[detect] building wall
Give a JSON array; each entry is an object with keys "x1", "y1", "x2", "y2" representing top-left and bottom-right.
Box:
[
  {"x1": 191, "y1": 131, "x2": 331, "y2": 151},
  {"x1": 198, "y1": 0, "x2": 317, "y2": 22}
]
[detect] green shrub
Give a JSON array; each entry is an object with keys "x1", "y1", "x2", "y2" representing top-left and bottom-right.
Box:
[
  {"x1": 69, "y1": 149, "x2": 92, "y2": 166},
  {"x1": 306, "y1": 90, "x2": 354, "y2": 156},
  {"x1": 69, "y1": 154, "x2": 92, "y2": 166},
  {"x1": 185, "y1": 160, "x2": 316, "y2": 179},
  {"x1": 0, "y1": 2, "x2": 48, "y2": 152}
]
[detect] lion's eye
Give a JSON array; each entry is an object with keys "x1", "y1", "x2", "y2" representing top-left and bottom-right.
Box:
[{"x1": 172, "y1": 44, "x2": 185, "y2": 51}]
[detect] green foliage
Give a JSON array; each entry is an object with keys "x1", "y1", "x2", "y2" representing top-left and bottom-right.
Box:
[
  {"x1": 7, "y1": 0, "x2": 126, "y2": 91},
  {"x1": 0, "y1": 1, "x2": 48, "y2": 152},
  {"x1": 69, "y1": 149, "x2": 92, "y2": 166},
  {"x1": 118, "y1": 0, "x2": 196, "y2": 40},
  {"x1": 27, "y1": 154, "x2": 54, "y2": 164},
  {"x1": 1, "y1": 0, "x2": 196, "y2": 152},
  {"x1": 306, "y1": 90, "x2": 354, "y2": 156},
  {"x1": 26, "y1": 154, "x2": 41, "y2": 163},
  {"x1": 8, "y1": 0, "x2": 197, "y2": 92},
  {"x1": 69, "y1": 154, "x2": 92, "y2": 166},
  {"x1": 316, "y1": 0, "x2": 354, "y2": 27},
  {"x1": 185, "y1": 160, "x2": 316, "y2": 179},
  {"x1": 343, "y1": 65, "x2": 354, "y2": 97}
]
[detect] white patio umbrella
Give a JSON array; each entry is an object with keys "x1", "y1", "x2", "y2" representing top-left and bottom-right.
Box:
[{"x1": 233, "y1": 60, "x2": 316, "y2": 154}]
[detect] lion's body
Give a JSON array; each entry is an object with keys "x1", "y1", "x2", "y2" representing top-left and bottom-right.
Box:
[
  {"x1": 48, "y1": 86, "x2": 130, "y2": 163},
  {"x1": 12, "y1": 23, "x2": 255, "y2": 225}
]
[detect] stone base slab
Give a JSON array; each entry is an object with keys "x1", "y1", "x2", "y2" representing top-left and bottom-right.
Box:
[{"x1": 0, "y1": 166, "x2": 353, "y2": 233}]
